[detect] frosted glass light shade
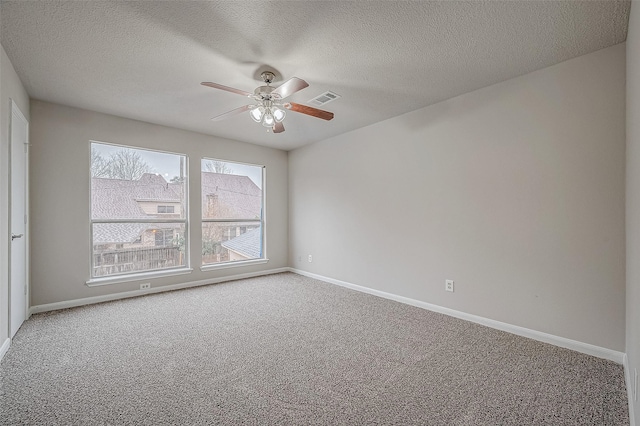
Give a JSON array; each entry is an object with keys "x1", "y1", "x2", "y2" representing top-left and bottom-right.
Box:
[
  {"x1": 273, "y1": 107, "x2": 286, "y2": 122},
  {"x1": 250, "y1": 104, "x2": 285, "y2": 127},
  {"x1": 262, "y1": 111, "x2": 275, "y2": 127},
  {"x1": 250, "y1": 106, "x2": 264, "y2": 122}
]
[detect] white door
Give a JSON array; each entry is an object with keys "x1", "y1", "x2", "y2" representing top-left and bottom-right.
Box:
[{"x1": 10, "y1": 100, "x2": 28, "y2": 337}]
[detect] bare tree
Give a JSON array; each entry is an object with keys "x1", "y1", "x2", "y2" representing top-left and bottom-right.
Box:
[
  {"x1": 91, "y1": 148, "x2": 153, "y2": 180},
  {"x1": 204, "y1": 160, "x2": 233, "y2": 174},
  {"x1": 91, "y1": 147, "x2": 111, "y2": 178},
  {"x1": 106, "y1": 149, "x2": 153, "y2": 180}
]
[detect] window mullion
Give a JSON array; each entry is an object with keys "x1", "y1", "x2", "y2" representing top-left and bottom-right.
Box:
[
  {"x1": 201, "y1": 218, "x2": 258, "y2": 223},
  {"x1": 92, "y1": 218, "x2": 187, "y2": 224}
]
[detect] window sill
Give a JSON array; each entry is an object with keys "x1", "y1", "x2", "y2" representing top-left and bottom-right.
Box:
[
  {"x1": 86, "y1": 267, "x2": 193, "y2": 287},
  {"x1": 200, "y1": 258, "x2": 269, "y2": 272}
]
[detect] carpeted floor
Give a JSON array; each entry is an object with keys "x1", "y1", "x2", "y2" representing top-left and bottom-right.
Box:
[{"x1": 0, "y1": 272, "x2": 629, "y2": 425}]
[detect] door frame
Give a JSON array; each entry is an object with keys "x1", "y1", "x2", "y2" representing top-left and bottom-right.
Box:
[{"x1": 9, "y1": 98, "x2": 30, "y2": 337}]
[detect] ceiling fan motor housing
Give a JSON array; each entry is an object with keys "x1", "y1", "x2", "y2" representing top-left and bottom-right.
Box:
[{"x1": 254, "y1": 85, "x2": 276, "y2": 100}]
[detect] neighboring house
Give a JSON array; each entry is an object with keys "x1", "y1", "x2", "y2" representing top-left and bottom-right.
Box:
[
  {"x1": 91, "y1": 173, "x2": 185, "y2": 276},
  {"x1": 91, "y1": 172, "x2": 262, "y2": 275},
  {"x1": 92, "y1": 173, "x2": 184, "y2": 250},
  {"x1": 201, "y1": 172, "x2": 262, "y2": 263}
]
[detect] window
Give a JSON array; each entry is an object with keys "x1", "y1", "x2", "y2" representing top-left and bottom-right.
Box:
[
  {"x1": 90, "y1": 142, "x2": 188, "y2": 279},
  {"x1": 201, "y1": 158, "x2": 264, "y2": 266},
  {"x1": 154, "y1": 229, "x2": 174, "y2": 246}
]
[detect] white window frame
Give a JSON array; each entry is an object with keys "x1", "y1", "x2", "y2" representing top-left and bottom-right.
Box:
[
  {"x1": 200, "y1": 157, "x2": 267, "y2": 271},
  {"x1": 87, "y1": 141, "x2": 191, "y2": 285}
]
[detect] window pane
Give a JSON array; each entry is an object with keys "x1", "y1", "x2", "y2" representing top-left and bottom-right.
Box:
[
  {"x1": 91, "y1": 143, "x2": 186, "y2": 220},
  {"x1": 200, "y1": 158, "x2": 264, "y2": 267},
  {"x1": 201, "y1": 159, "x2": 262, "y2": 220},
  {"x1": 202, "y1": 222, "x2": 261, "y2": 265},
  {"x1": 90, "y1": 142, "x2": 188, "y2": 279},
  {"x1": 92, "y1": 223, "x2": 186, "y2": 277},
  {"x1": 157, "y1": 205, "x2": 175, "y2": 214}
]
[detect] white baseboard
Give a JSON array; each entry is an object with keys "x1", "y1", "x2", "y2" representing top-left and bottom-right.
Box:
[
  {"x1": 289, "y1": 268, "x2": 625, "y2": 364},
  {"x1": 30, "y1": 267, "x2": 290, "y2": 315},
  {"x1": 624, "y1": 354, "x2": 637, "y2": 426},
  {"x1": 0, "y1": 338, "x2": 10, "y2": 363}
]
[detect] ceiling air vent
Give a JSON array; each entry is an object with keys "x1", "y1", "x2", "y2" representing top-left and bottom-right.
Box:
[{"x1": 308, "y1": 91, "x2": 341, "y2": 106}]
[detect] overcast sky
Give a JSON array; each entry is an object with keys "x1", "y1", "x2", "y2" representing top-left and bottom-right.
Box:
[{"x1": 92, "y1": 142, "x2": 263, "y2": 188}]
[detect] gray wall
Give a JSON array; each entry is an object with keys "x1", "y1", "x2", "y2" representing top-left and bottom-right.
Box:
[
  {"x1": 0, "y1": 45, "x2": 30, "y2": 347},
  {"x1": 289, "y1": 44, "x2": 626, "y2": 351},
  {"x1": 29, "y1": 100, "x2": 288, "y2": 306},
  {"x1": 627, "y1": 1, "x2": 640, "y2": 420}
]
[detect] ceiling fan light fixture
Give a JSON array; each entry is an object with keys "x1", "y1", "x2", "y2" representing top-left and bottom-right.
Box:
[
  {"x1": 250, "y1": 106, "x2": 264, "y2": 122},
  {"x1": 273, "y1": 107, "x2": 286, "y2": 122},
  {"x1": 262, "y1": 110, "x2": 275, "y2": 127}
]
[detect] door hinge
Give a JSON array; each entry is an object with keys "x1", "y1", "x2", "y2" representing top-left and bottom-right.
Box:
[
  {"x1": 24, "y1": 284, "x2": 27, "y2": 295},
  {"x1": 24, "y1": 214, "x2": 27, "y2": 224}
]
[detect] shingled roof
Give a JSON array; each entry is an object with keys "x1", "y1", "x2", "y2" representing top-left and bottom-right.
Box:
[
  {"x1": 93, "y1": 223, "x2": 151, "y2": 245},
  {"x1": 201, "y1": 172, "x2": 262, "y2": 219},
  {"x1": 92, "y1": 173, "x2": 183, "y2": 244},
  {"x1": 221, "y1": 228, "x2": 262, "y2": 259},
  {"x1": 92, "y1": 173, "x2": 182, "y2": 220},
  {"x1": 92, "y1": 172, "x2": 261, "y2": 245}
]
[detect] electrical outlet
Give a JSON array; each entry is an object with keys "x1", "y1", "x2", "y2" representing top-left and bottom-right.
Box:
[
  {"x1": 140, "y1": 283, "x2": 151, "y2": 290},
  {"x1": 308, "y1": 255, "x2": 313, "y2": 263},
  {"x1": 445, "y1": 280, "x2": 454, "y2": 292}
]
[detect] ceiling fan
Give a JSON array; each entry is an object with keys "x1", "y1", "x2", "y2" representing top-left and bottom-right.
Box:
[{"x1": 201, "y1": 71, "x2": 334, "y2": 133}]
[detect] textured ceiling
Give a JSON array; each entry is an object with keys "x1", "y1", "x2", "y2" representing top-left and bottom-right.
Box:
[{"x1": 0, "y1": 1, "x2": 630, "y2": 151}]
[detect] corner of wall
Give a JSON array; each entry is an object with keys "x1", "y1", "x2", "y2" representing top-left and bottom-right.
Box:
[{"x1": 627, "y1": 1, "x2": 640, "y2": 423}]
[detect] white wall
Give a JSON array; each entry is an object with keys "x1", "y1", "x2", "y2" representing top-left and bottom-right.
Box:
[
  {"x1": 29, "y1": 100, "x2": 288, "y2": 306},
  {"x1": 0, "y1": 44, "x2": 30, "y2": 347},
  {"x1": 289, "y1": 44, "x2": 626, "y2": 351},
  {"x1": 627, "y1": 1, "x2": 640, "y2": 421}
]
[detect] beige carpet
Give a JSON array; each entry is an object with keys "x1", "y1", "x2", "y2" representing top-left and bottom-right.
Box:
[{"x1": 0, "y1": 272, "x2": 629, "y2": 425}]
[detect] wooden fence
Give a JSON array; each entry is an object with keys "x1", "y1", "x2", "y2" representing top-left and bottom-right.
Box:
[{"x1": 93, "y1": 246, "x2": 183, "y2": 277}]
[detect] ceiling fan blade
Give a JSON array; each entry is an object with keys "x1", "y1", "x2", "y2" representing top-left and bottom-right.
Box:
[
  {"x1": 284, "y1": 102, "x2": 334, "y2": 121},
  {"x1": 273, "y1": 122, "x2": 285, "y2": 133},
  {"x1": 272, "y1": 77, "x2": 309, "y2": 99},
  {"x1": 201, "y1": 82, "x2": 253, "y2": 97},
  {"x1": 211, "y1": 105, "x2": 251, "y2": 121}
]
